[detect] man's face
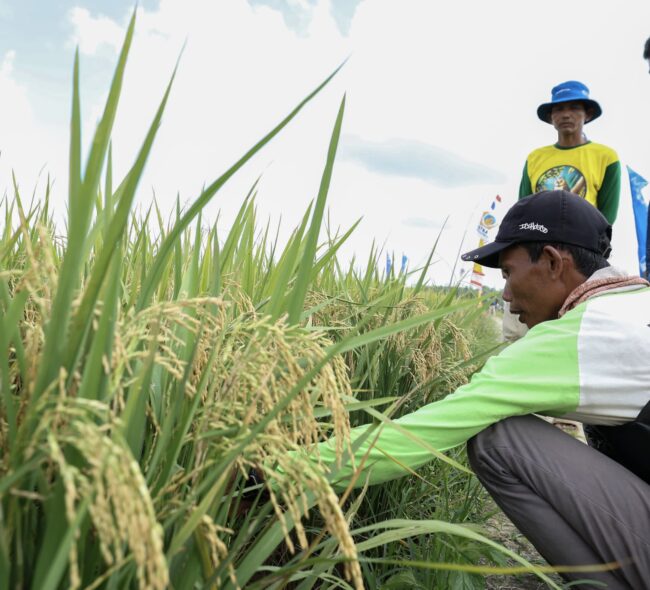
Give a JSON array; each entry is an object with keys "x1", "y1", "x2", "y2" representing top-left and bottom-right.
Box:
[
  {"x1": 550, "y1": 101, "x2": 589, "y2": 134},
  {"x1": 499, "y1": 246, "x2": 567, "y2": 329}
]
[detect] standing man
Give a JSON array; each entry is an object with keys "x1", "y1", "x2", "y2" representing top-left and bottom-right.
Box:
[
  {"x1": 519, "y1": 81, "x2": 621, "y2": 224},
  {"x1": 505, "y1": 81, "x2": 622, "y2": 340},
  {"x1": 644, "y1": 36, "x2": 650, "y2": 73}
]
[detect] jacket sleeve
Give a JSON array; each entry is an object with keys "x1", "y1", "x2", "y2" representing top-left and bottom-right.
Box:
[
  {"x1": 518, "y1": 161, "x2": 533, "y2": 199},
  {"x1": 312, "y1": 312, "x2": 584, "y2": 489},
  {"x1": 597, "y1": 161, "x2": 621, "y2": 224}
]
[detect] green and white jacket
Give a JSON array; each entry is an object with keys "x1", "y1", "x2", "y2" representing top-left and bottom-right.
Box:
[{"x1": 316, "y1": 267, "x2": 650, "y2": 488}]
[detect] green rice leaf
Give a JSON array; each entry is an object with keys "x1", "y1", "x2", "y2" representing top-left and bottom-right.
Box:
[
  {"x1": 136, "y1": 62, "x2": 345, "y2": 311},
  {"x1": 30, "y1": 10, "x2": 136, "y2": 409},
  {"x1": 287, "y1": 95, "x2": 345, "y2": 324}
]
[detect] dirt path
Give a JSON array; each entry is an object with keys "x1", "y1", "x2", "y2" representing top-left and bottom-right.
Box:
[{"x1": 483, "y1": 507, "x2": 563, "y2": 589}]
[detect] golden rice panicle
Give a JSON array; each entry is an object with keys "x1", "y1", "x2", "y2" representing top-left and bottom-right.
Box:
[
  {"x1": 442, "y1": 316, "x2": 472, "y2": 360},
  {"x1": 324, "y1": 351, "x2": 353, "y2": 463},
  {"x1": 314, "y1": 486, "x2": 363, "y2": 590},
  {"x1": 0, "y1": 222, "x2": 59, "y2": 413},
  {"x1": 280, "y1": 460, "x2": 363, "y2": 590},
  {"x1": 118, "y1": 297, "x2": 228, "y2": 399},
  {"x1": 198, "y1": 313, "x2": 351, "y2": 458},
  {"x1": 46, "y1": 432, "x2": 83, "y2": 590},
  {"x1": 180, "y1": 310, "x2": 359, "y2": 582},
  {"x1": 36, "y1": 397, "x2": 169, "y2": 590},
  {"x1": 197, "y1": 516, "x2": 238, "y2": 589},
  {"x1": 73, "y1": 421, "x2": 169, "y2": 590}
]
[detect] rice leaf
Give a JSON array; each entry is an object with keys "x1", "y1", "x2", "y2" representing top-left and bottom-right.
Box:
[{"x1": 287, "y1": 95, "x2": 345, "y2": 324}]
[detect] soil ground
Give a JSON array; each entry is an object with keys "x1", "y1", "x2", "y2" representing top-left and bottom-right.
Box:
[{"x1": 483, "y1": 507, "x2": 563, "y2": 590}]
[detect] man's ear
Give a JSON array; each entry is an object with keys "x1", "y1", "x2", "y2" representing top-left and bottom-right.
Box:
[{"x1": 542, "y1": 245, "x2": 565, "y2": 276}]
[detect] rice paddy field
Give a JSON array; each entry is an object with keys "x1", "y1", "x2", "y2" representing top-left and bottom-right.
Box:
[{"x1": 0, "y1": 15, "x2": 566, "y2": 590}]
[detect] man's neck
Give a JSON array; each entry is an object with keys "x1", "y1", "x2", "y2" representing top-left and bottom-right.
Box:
[
  {"x1": 558, "y1": 267, "x2": 650, "y2": 318},
  {"x1": 556, "y1": 131, "x2": 587, "y2": 148}
]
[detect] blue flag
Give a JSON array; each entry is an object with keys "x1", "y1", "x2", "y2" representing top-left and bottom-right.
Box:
[
  {"x1": 627, "y1": 166, "x2": 649, "y2": 277},
  {"x1": 400, "y1": 254, "x2": 408, "y2": 274},
  {"x1": 647, "y1": 204, "x2": 650, "y2": 279}
]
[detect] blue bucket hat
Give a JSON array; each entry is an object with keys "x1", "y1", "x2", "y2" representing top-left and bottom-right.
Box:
[{"x1": 537, "y1": 81, "x2": 602, "y2": 124}]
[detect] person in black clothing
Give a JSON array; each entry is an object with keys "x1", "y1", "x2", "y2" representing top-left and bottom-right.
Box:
[{"x1": 645, "y1": 37, "x2": 650, "y2": 278}]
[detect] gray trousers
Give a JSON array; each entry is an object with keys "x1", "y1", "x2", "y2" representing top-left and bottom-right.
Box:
[{"x1": 467, "y1": 415, "x2": 650, "y2": 589}]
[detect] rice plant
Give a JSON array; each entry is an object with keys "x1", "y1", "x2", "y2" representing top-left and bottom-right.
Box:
[{"x1": 0, "y1": 12, "x2": 562, "y2": 590}]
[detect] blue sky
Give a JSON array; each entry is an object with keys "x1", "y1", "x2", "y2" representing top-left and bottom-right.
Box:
[
  {"x1": 1, "y1": 0, "x2": 649, "y2": 286},
  {"x1": 0, "y1": 0, "x2": 357, "y2": 123},
  {"x1": 0, "y1": 2, "x2": 152, "y2": 120},
  {"x1": 0, "y1": 0, "x2": 500, "y2": 190},
  {"x1": 248, "y1": 0, "x2": 362, "y2": 35}
]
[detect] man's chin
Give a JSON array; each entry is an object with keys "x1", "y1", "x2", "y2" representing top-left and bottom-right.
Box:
[
  {"x1": 523, "y1": 317, "x2": 547, "y2": 330},
  {"x1": 517, "y1": 314, "x2": 534, "y2": 329}
]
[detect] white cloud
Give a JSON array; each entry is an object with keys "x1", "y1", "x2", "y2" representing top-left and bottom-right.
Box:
[
  {"x1": 0, "y1": 50, "x2": 65, "y2": 206},
  {"x1": 339, "y1": 134, "x2": 505, "y2": 187},
  {"x1": 65, "y1": 0, "x2": 352, "y2": 241},
  {"x1": 402, "y1": 217, "x2": 449, "y2": 230},
  {"x1": 1, "y1": 49, "x2": 15, "y2": 75},
  {"x1": 68, "y1": 6, "x2": 124, "y2": 55}
]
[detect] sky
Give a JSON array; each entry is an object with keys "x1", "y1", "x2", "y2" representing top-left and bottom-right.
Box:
[{"x1": 1, "y1": 0, "x2": 650, "y2": 287}]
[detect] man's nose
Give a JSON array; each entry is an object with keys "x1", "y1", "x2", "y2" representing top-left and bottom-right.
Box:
[{"x1": 502, "y1": 285, "x2": 512, "y2": 302}]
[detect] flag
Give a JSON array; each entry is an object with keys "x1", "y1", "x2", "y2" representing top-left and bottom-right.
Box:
[
  {"x1": 627, "y1": 166, "x2": 649, "y2": 277},
  {"x1": 470, "y1": 238, "x2": 486, "y2": 289},
  {"x1": 470, "y1": 195, "x2": 502, "y2": 293},
  {"x1": 647, "y1": 206, "x2": 650, "y2": 280},
  {"x1": 400, "y1": 254, "x2": 408, "y2": 274},
  {"x1": 385, "y1": 253, "x2": 408, "y2": 278}
]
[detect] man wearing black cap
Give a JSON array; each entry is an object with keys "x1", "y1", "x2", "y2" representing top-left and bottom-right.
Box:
[
  {"x1": 519, "y1": 81, "x2": 621, "y2": 224},
  {"x1": 310, "y1": 191, "x2": 650, "y2": 587}
]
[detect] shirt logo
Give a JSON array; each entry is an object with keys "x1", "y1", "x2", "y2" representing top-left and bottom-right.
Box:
[
  {"x1": 519, "y1": 222, "x2": 548, "y2": 233},
  {"x1": 536, "y1": 165, "x2": 587, "y2": 198}
]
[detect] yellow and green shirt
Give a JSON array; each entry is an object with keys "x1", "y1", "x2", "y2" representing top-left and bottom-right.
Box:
[{"x1": 519, "y1": 142, "x2": 621, "y2": 223}]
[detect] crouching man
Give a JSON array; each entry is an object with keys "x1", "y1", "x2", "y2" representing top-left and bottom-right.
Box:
[{"x1": 314, "y1": 190, "x2": 650, "y2": 588}]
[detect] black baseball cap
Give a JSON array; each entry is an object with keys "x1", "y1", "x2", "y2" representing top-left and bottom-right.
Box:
[{"x1": 461, "y1": 190, "x2": 612, "y2": 268}]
